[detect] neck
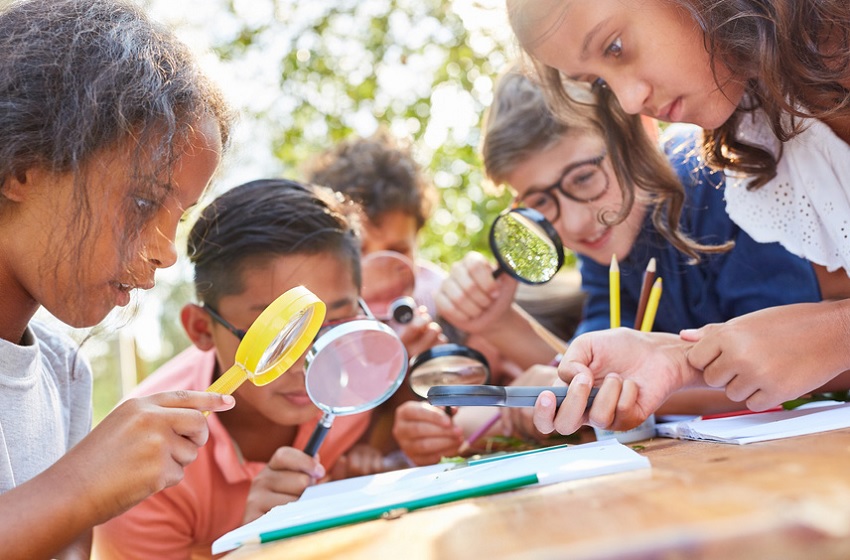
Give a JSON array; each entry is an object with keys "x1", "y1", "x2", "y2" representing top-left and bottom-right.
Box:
[
  {"x1": 0, "y1": 258, "x2": 39, "y2": 344},
  {"x1": 217, "y1": 400, "x2": 299, "y2": 462}
]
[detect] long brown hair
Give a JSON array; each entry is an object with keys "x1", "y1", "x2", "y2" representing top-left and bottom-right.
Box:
[
  {"x1": 674, "y1": 0, "x2": 850, "y2": 188},
  {"x1": 522, "y1": 62, "x2": 731, "y2": 261}
]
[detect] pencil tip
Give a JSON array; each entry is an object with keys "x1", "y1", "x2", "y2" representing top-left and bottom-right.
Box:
[{"x1": 647, "y1": 257, "x2": 656, "y2": 272}]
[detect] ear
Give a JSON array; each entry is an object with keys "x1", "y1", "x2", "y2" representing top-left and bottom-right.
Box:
[
  {"x1": 0, "y1": 169, "x2": 32, "y2": 202},
  {"x1": 181, "y1": 303, "x2": 216, "y2": 351}
]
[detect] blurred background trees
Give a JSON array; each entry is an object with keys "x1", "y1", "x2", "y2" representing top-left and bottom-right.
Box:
[{"x1": 70, "y1": 0, "x2": 571, "y2": 422}]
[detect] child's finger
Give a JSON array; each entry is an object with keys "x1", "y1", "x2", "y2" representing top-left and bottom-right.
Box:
[
  {"x1": 153, "y1": 390, "x2": 236, "y2": 412},
  {"x1": 586, "y1": 373, "x2": 623, "y2": 429},
  {"x1": 532, "y1": 390, "x2": 557, "y2": 434}
]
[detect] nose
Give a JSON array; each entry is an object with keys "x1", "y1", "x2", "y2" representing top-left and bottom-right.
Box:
[
  {"x1": 143, "y1": 226, "x2": 178, "y2": 269},
  {"x1": 606, "y1": 74, "x2": 651, "y2": 116},
  {"x1": 556, "y1": 196, "x2": 598, "y2": 240}
]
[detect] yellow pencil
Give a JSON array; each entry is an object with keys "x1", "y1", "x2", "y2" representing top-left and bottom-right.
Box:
[
  {"x1": 639, "y1": 277, "x2": 663, "y2": 332},
  {"x1": 609, "y1": 254, "x2": 620, "y2": 328}
]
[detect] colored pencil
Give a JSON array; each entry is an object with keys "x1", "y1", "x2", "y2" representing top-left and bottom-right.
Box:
[
  {"x1": 639, "y1": 278, "x2": 663, "y2": 332},
  {"x1": 633, "y1": 257, "x2": 657, "y2": 329},
  {"x1": 609, "y1": 254, "x2": 620, "y2": 328}
]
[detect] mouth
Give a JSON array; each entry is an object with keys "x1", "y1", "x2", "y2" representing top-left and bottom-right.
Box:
[
  {"x1": 581, "y1": 228, "x2": 612, "y2": 250},
  {"x1": 656, "y1": 97, "x2": 683, "y2": 122}
]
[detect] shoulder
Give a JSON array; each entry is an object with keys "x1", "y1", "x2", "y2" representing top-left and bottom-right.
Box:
[{"x1": 29, "y1": 320, "x2": 92, "y2": 384}]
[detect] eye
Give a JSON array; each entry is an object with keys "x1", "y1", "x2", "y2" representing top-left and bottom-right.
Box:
[
  {"x1": 604, "y1": 37, "x2": 623, "y2": 58},
  {"x1": 133, "y1": 196, "x2": 156, "y2": 212}
]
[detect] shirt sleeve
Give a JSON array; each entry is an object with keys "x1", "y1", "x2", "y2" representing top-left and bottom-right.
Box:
[{"x1": 93, "y1": 485, "x2": 196, "y2": 560}]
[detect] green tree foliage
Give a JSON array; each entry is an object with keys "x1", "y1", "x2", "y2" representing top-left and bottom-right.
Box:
[{"x1": 204, "y1": 0, "x2": 516, "y2": 265}]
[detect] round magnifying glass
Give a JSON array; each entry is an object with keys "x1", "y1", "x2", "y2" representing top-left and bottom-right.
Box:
[
  {"x1": 303, "y1": 316, "x2": 408, "y2": 456},
  {"x1": 361, "y1": 250, "x2": 417, "y2": 324},
  {"x1": 407, "y1": 343, "x2": 491, "y2": 399},
  {"x1": 204, "y1": 286, "x2": 326, "y2": 398},
  {"x1": 489, "y1": 207, "x2": 565, "y2": 284}
]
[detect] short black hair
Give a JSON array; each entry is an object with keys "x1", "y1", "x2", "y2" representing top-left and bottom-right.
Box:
[{"x1": 187, "y1": 179, "x2": 361, "y2": 306}]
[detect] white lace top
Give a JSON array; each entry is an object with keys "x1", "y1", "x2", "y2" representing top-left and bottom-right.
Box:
[{"x1": 724, "y1": 111, "x2": 850, "y2": 273}]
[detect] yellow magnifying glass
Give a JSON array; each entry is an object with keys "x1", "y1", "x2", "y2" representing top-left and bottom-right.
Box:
[{"x1": 205, "y1": 286, "x2": 326, "y2": 398}]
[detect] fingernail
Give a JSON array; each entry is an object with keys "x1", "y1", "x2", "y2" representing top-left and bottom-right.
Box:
[
  {"x1": 540, "y1": 393, "x2": 554, "y2": 408},
  {"x1": 314, "y1": 463, "x2": 326, "y2": 479},
  {"x1": 221, "y1": 395, "x2": 236, "y2": 406}
]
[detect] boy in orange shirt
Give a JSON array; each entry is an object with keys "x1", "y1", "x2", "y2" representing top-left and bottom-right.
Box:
[{"x1": 94, "y1": 179, "x2": 376, "y2": 559}]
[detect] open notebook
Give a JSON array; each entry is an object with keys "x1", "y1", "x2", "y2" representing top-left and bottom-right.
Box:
[
  {"x1": 212, "y1": 439, "x2": 650, "y2": 554},
  {"x1": 657, "y1": 401, "x2": 850, "y2": 444}
]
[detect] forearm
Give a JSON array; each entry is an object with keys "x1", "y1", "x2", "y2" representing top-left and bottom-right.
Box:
[
  {"x1": 476, "y1": 304, "x2": 561, "y2": 369},
  {"x1": 0, "y1": 460, "x2": 103, "y2": 559}
]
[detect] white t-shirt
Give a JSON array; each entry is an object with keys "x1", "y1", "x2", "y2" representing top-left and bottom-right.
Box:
[
  {"x1": 724, "y1": 111, "x2": 850, "y2": 273},
  {"x1": 0, "y1": 321, "x2": 93, "y2": 492}
]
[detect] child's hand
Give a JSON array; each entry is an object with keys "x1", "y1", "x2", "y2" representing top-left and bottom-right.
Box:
[
  {"x1": 436, "y1": 251, "x2": 518, "y2": 334},
  {"x1": 502, "y1": 365, "x2": 559, "y2": 442},
  {"x1": 242, "y1": 447, "x2": 324, "y2": 523},
  {"x1": 396, "y1": 307, "x2": 446, "y2": 357},
  {"x1": 533, "y1": 330, "x2": 700, "y2": 435},
  {"x1": 682, "y1": 302, "x2": 850, "y2": 411},
  {"x1": 61, "y1": 390, "x2": 234, "y2": 522},
  {"x1": 328, "y1": 444, "x2": 387, "y2": 480},
  {"x1": 392, "y1": 401, "x2": 463, "y2": 465}
]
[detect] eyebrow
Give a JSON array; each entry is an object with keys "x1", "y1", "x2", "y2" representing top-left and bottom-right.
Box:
[
  {"x1": 579, "y1": 17, "x2": 613, "y2": 62},
  {"x1": 326, "y1": 297, "x2": 356, "y2": 311}
]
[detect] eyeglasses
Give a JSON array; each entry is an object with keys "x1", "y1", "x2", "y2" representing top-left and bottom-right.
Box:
[
  {"x1": 205, "y1": 298, "x2": 375, "y2": 343},
  {"x1": 203, "y1": 304, "x2": 247, "y2": 340},
  {"x1": 517, "y1": 152, "x2": 609, "y2": 222}
]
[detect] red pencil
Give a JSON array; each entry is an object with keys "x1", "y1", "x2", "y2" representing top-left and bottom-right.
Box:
[{"x1": 698, "y1": 406, "x2": 784, "y2": 421}]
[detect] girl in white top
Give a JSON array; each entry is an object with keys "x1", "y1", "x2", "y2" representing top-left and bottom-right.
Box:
[
  {"x1": 504, "y1": 0, "x2": 850, "y2": 435},
  {"x1": 0, "y1": 1, "x2": 236, "y2": 557}
]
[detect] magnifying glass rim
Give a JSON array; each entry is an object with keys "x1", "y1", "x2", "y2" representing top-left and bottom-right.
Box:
[
  {"x1": 488, "y1": 207, "x2": 565, "y2": 285},
  {"x1": 408, "y1": 342, "x2": 490, "y2": 374},
  {"x1": 408, "y1": 343, "x2": 492, "y2": 398},
  {"x1": 234, "y1": 286, "x2": 326, "y2": 386},
  {"x1": 305, "y1": 318, "x2": 408, "y2": 415}
]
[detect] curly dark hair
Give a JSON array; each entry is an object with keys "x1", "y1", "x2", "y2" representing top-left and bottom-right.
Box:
[
  {"x1": 0, "y1": 0, "x2": 234, "y2": 287},
  {"x1": 304, "y1": 130, "x2": 437, "y2": 230},
  {"x1": 187, "y1": 179, "x2": 362, "y2": 307}
]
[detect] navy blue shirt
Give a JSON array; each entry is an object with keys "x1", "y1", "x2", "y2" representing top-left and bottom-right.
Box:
[{"x1": 574, "y1": 131, "x2": 821, "y2": 336}]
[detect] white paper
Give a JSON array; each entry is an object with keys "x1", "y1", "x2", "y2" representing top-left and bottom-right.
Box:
[
  {"x1": 656, "y1": 401, "x2": 850, "y2": 444},
  {"x1": 212, "y1": 440, "x2": 650, "y2": 554}
]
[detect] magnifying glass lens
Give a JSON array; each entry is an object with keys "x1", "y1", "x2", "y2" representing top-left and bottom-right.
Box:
[
  {"x1": 306, "y1": 323, "x2": 407, "y2": 414},
  {"x1": 492, "y1": 212, "x2": 561, "y2": 284},
  {"x1": 409, "y1": 356, "x2": 489, "y2": 398},
  {"x1": 256, "y1": 306, "x2": 315, "y2": 373}
]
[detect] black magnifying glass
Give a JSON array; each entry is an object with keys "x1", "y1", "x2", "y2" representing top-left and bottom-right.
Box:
[
  {"x1": 361, "y1": 250, "x2": 418, "y2": 324},
  {"x1": 407, "y1": 343, "x2": 491, "y2": 400},
  {"x1": 489, "y1": 207, "x2": 565, "y2": 285},
  {"x1": 303, "y1": 299, "x2": 409, "y2": 457}
]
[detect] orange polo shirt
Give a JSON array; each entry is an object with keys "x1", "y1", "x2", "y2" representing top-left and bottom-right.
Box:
[{"x1": 93, "y1": 346, "x2": 369, "y2": 560}]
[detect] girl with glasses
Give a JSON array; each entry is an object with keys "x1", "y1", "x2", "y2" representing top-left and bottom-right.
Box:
[{"x1": 393, "y1": 67, "x2": 824, "y2": 463}]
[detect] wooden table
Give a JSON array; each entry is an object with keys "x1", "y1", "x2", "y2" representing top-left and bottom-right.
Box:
[{"x1": 226, "y1": 429, "x2": 850, "y2": 559}]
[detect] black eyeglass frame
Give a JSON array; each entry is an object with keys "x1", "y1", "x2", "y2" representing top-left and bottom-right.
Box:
[
  {"x1": 518, "y1": 151, "x2": 609, "y2": 221},
  {"x1": 203, "y1": 304, "x2": 247, "y2": 340}
]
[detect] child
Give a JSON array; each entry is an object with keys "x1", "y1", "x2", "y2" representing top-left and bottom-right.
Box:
[
  {"x1": 393, "y1": 66, "x2": 824, "y2": 464},
  {"x1": 505, "y1": 0, "x2": 850, "y2": 435},
  {"x1": 94, "y1": 179, "x2": 377, "y2": 558},
  {"x1": 0, "y1": 0, "x2": 235, "y2": 557}
]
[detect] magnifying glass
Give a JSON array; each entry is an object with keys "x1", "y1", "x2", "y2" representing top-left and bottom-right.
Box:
[
  {"x1": 490, "y1": 207, "x2": 564, "y2": 285},
  {"x1": 303, "y1": 300, "x2": 408, "y2": 456},
  {"x1": 407, "y1": 343, "x2": 491, "y2": 400},
  {"x1": 204, "y1": 286, "x2": 326, "y2": 398},
  {"x1": 361, "y1": 250, "x2": 417, "y2": 324}
]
